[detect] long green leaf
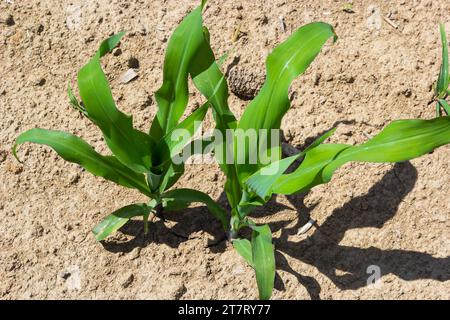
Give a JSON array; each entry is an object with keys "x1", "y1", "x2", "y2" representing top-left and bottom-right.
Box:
[
  {"x1": 156, "y1": 69, "x2": 227, "y2": 167},
  {"x1": 235, "y1": 22, "x2": 336, "y2": 182},
  {"x1": 190, "y1": 27, "x2": 237, "y2": 131},
  {"x1": 245, "y1": 128, "x2": 336, "y2": 199},
  {"x1": 77, "y1": 33, "x2": 153, "y2": 174},
  {"x1": 13, "y1": 129, "x2": 150, "y2": 196},
  {"x1": 251, "y1": 224, "x2": 275, "y2": 300},
  {"x1": 155, "y1": 102, "x2": 209, "y2": 165},
  {"x1": 233, "y1": 238, "x2": 254, "y2": 268},
  {"x1": 93, "y1": 203, "x2": 154, "y2": 241},
  {"x1": 159, "y1": 138, "x2": 217, "y2": 194},
  {"x1": 149, "y1": 6, "x2": 206, "y2": 140},
  {"x1": 273, "y1": 143, "x2": 349, "y2": 195},
  {"x1": 162, "y1": 188, "x2": 229, "y2": 230},
  {"x1": 274, "y1": 118, "x2": 450, "y2": 195},
  {"x1": 153, "y1": 74, "x2": 227, "y2": 192},
  {"x1": 190, "y1": 26, "x2": 241, "y2": 208},
  {"x1": 323, "y1": 117, "x2": 450, "y2": 181},
  {"x1": 436, "y1": 24, "x2": 449, "y2": 98},
  {"x1": 438, "y1": 98, "x2": 450, "y2": 115}
]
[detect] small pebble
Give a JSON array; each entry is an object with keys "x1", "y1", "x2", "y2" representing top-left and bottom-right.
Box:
[
  {"x1": 278, "y1": 16, "x2": 286, "y2": 32},
  {"x1": 120, "y1": 69, "x2": 138, "y2": 83},
  {"x1": 120, "y1": 273, "x2": 134, "y2": 288},
  {"x1": 29, "y1": 75, "x2": 46, "y2": 86},
  {"x1": 313, "y1": 72, "x2": 321, "y2": 86},
  {"x1": 127, "y1": 57, "x2": 139, "y2": 69},
  {"x1": 59, "y1": 270, "x2": 71, "y2": 280},
  {"x1": 36, "y1": 24, "x2": 44, "y2": 35},
  {"x1": 0, "y1": 150, "x2": 7, "y2": 163},
  {"x1": 402, "y1": 88, "x2": 412, "y2": 97},
  {"x1": 113, "y1": 48, "x2": 122, "y2": 56},
  {"x1": 6, "y1": 162, "x2": 23, "y2": 174},
  {"x1": 0, "y1": 14, "x2": 15, "y2": 26},
  {"x1": 68, "y1": 172, "x2": 80, "y2": 184},
  {"x1": 128, "y1": 247, "x2": 141, "y2": 260}
]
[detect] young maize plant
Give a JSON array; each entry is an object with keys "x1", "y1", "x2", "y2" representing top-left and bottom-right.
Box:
[
  {"x1": 435, "y1": 24, "x2": 450, "y2": 116},
  {"x1": 13, "y1": 0, "x2": 450, "y2": 300},
  {"x1": 188, "y1": 8, "x2": 450, "y2": 298},
  {"x1": 13, "y1": 3, "x2": 229, "y2": 241}
]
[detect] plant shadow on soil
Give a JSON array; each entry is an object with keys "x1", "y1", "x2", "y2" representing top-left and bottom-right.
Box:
[
  {"x1": 101, "y1": 161, "x2": 449, "y2": 299},
  {"x1": 268, "y1": 161, "x2": 449, "y2": 299}
]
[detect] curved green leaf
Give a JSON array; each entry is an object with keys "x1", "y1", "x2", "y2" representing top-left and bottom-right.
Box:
[
  {"x1": 93, "y1": 203, "x2": 154, "y2": 241},
  {"x1": 154, "y1": 77, "x2": 225, "y2": 193},
  {"x1": 273, "y1": 143, "x2": 349, "y2": 195},
  {"x1": 162, "y1": 188, "x2": 229, "y2": 230},
  {"x1": 162, "y1": 197, "x2": 190, "y2": 212},
  {"x1": 236, "y1": 22, "x2": 336, "y2": 181},
  {"x1": 159, "y1": 137, "x2": 216, "y2": 194},
  {"x1": 150, "y1": 6, "x2": 206, "y2": 140},
  {"x1": 154, "y1": 102, "x2": 209, "y2": 165},
  {"x1": 246, "y1": 128, "x2": 337, "y2": 199},
  {"x1": 156, "y1": 70, "x2": 226, "y2": 168},
  {"x1": 250, "y1": 224, "x2": 275, "y2": 300},
  {"x1": 190, "y1": 27, "x2": 240, "y2": 208},
  {"x1": 77, "y1": 33, "x2": 153, "y2": 174},
  {"x1": 190, "y1": 27, "x2": 237, "y2": 131},
  {"x1": 272, "y1": 118, "x2": 450, "y2": 195},
  {"x1": 158, "y1": 162, "x2": 185, "y2": 193},
  {"x1": 13, "y1": 129, "x2": 150, "y2": 196},
  {"x1": 233, "y1": 238, "x2": 254, "y2": 268},
  {"x1": 438, "y1": 98, "x2": 450, "y2": 115},
  {"x1": 323, "y1": 117, "x2": 450, "y2": 181},
  {"x1": 436, "y1": 24, "x2": 449, "y2": 98}
]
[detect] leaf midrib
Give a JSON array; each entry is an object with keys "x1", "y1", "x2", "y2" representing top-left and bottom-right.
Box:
[
  {"x1": 86, "y1": 61, "x2": 139, "y2": 151},
  {"x1": 337, "y1": 124, "x2": 450, "y2": 161},
  {"x1": 261, "y1": 29, "x2": 329, "y2": 129},
  {"x1": 45, "y1": 136, "x2": 149, "y2": 194}
]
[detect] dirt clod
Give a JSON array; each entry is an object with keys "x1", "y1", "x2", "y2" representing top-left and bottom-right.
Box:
[
  {"x1": 402, "y1": 88, "x2": 412, "y2": 98},
  {"x1": 127, "y1": 57, "x2": 140, "y2": 69},
  {"x1": 5, "y1": 161, "x2": 23, "y2": 174},
  {"x1": 228, "y1": 67, "x2": 264, "y2": 100},
  {"x1": 128, "y1": 247, "x2": 141, "y2": 260},
  {"x1": 0, "y1": 150, "x2": 7, "y2": 163},
  {"x1": 0, "y1": 13, "x2": 14, "y2": 26},
  {"x1": 113, "y1": 48, "x2": 122, "y2": 56},
  {"x1": 29, "y1": 76, "x2": 46, "y2": 87},
  {"x1": 68, "y1": 172, "x2": 80, "y2": 184},
  {"x1": 59, "y1": 271, "x2": 71, "y2": 280},
  {"x1": 120, "y1": 273, "x2": 134, "y2": 288}
]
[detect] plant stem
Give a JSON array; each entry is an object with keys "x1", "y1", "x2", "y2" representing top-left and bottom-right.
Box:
[
  {"x1": 143, "y1": 213, "x2": 149, "y2": 235},
  {"x1": 229, "y1": 213, "x2": 241, "y2": 240},
  {"x1": 227, "y1": 229, "x2": 238, "y2": 240}
]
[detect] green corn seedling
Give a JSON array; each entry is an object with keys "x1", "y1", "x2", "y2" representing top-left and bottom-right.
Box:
[
  {"x1": 14, "y1": 3, "x2": 229, "y2": 241},
  {"x1": 188, "y1": 9, "x2": 450, "y2": 299},
  {"x1": 435, "y1": 23, "x2": 450, "y2": 116},
  {"x1": 13, "y1": 1, "x2": 450, "y2": 300}
]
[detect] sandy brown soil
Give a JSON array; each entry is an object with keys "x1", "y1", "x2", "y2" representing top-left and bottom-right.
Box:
[{"x1": 1, "y1": 0, "x2": 449, "y2": 299}]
